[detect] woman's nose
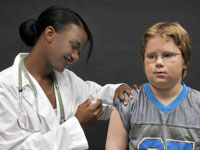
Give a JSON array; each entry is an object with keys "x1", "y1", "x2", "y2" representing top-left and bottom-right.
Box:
[{"x1": 71, "y1": 51, "x2": 79, "y2": 62}]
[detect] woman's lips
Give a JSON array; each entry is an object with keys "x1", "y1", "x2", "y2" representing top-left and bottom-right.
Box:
[
  {"x1": 64, "y1": 56, "x2": 73, "y2": 66},
  {"x1": 64, "y1": 56, "x2": 70, "y2": 65}
]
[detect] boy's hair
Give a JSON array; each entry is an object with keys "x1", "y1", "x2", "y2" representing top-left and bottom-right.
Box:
[{"x1": 141, "y1": 22, "x2": 192, "y2": 78}]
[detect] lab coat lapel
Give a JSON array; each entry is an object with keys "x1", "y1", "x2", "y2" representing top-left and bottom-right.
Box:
[
  {"x1": 53, "y1": 70, "x2": 78, "y2": 120},
  {"x1": 12, "y1": 54, "x2": 60, "y2": 130},
  {"x1": 32, "y1": 76, "x2": 60, "y2": 129},
  {"x1": 53, "y1": 71, "x2": 68, "y2": 120}
]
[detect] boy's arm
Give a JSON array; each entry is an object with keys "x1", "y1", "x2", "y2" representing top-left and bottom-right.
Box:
[{"x1": 106, "y1": 107, "x2": 128, "y2": 150}]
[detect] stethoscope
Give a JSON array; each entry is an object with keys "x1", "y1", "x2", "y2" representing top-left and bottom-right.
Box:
[{"x1": 17, "y1": 54, "x2": 65, "y2": 132}]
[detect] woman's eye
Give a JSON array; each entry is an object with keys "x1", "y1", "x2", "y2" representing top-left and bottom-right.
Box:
[
  {"x1": 71, "y1": 44, "x2": 79, "y2": 50},
  {"x1": 70, "y1": 41, "x2": 81, "y2": 51}
]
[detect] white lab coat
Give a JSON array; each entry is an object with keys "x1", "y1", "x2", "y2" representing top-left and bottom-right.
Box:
[{"x1": 0, "y1": 54, "x2": 121, "y2": 150}]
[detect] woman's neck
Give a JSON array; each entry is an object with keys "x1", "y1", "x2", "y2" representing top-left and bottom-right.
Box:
[
  {"x1": 150, "y1": 82, "x2": 183, "y2": 106},
  {"x1": 24, "y1": 46, "x2": 52, "y2": 82}
]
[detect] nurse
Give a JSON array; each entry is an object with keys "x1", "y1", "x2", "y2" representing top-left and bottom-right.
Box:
[{"x1": 0, "y1": 6, "x2": 135, "y2": 150}]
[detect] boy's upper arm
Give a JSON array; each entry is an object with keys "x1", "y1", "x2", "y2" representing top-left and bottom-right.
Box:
[
  {"x1": 106, "y1": 89, "x2": 138, "y2": 149},
  {"x1": 106, "y1": 107, "x2": 128, "y2": 150}
]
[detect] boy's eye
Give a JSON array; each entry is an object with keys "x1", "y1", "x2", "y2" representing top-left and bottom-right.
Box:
[
  {"x1": 163, "y1": 53, "x2": 174, "y2": 58},
  {"x1": 147, "y1": 54, "x2": 156, "y2": 59}
]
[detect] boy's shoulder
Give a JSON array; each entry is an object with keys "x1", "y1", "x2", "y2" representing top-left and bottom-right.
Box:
[
  {"x1": 130, "y1": 83, "x2": 146, "y2": 102},
  {"x1": 188, "y1": 87, "x2": 200, "y2": 102},
  {"x1": 116, "y1": 84, "x2": 147, "y2": 132},
  {"x1": 117, "y1": 84, "x2": 146, "y2": 109},
  {"x1": 189, "y1": 87, "x2": 200, "y2": 94}
]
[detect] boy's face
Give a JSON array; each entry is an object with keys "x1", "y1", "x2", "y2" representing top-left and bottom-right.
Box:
[{"x1": 144, "y1": 36, "x2": 186, "y2": 89}]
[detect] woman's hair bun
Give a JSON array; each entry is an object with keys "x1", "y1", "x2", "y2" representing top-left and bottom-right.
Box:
[{"x1": 19, "y1": 19, "x2": 38, "y2": 47}]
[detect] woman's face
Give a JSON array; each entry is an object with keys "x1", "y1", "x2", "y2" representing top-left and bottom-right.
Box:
[
  {"x1": 48, "y1": 24, "x2": 88, "y2": 72},
  {"x1": 144, "y1": 36, "x2": 186, "y2": 90}
]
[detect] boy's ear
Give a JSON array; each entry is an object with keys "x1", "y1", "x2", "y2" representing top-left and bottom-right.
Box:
[
  {"x1": 44, "y1": 26, "x2": 56, "y2": 43},
  {"x1": 183, "y1": 62, "x2": 187, "y2": 70}
]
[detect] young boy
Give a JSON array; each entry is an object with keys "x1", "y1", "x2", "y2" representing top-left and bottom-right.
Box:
[{"x1": 106, "y1": 22, "x2": 200, "y2": 149}]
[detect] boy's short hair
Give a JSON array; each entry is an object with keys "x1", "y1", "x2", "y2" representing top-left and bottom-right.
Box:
[{"x1": 141, "y1": 22, "x2": 192, "y2": 78}]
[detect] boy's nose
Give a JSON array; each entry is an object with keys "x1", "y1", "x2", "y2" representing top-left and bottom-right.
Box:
[{"x1": 155, "y1": 56, "x2": 164, "y2": 67}]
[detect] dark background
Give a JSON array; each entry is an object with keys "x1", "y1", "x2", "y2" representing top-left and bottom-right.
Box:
[{"x1": 0, "y1": 0, "x2": 199, "y2": 149}]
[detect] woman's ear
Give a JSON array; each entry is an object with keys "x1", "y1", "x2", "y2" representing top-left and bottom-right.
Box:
[{"x1": 44, "y1": 26, "x2": 56, "y2": 43}]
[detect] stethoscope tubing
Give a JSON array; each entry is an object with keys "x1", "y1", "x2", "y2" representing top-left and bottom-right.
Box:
[{"x1": 17, "y1": 54, "x2": 65, "y2": 132}]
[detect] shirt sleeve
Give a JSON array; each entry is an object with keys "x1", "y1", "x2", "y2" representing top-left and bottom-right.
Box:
[
  {"x1": 62, "y1": 69, "x2": 122, "y2": 106},
  {"x1": 80, "y1": 80, "x2": 122, "y2": 106},
  {"x1": 21, "y1": 117, "x2": 88, "y2": 150},
  {"x1": 117, "y1": 89, "x2": 138, "y2": 133},
  {"x1": 79, "y1": 81, "x2": 121, "y2": 120},
  {"x1": 65, "y1": 70, "x2": 122, "y2": 120}
]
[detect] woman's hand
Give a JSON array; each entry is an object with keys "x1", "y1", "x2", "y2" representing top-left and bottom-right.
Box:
[
  {"x1": 75, "y1": 97, "x2": 103, "y2": 129},
  {"x1": 113, "y1": 84, "x2": 139, "y2": 106}
]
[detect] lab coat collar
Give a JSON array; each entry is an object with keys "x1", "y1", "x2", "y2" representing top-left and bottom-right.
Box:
[
  {"x1": 12, "y1": 53, "x2": 30, "y2": 88},
  {"x1": 12, "y1": 53, "x2": 67, "y2": 87},
  {"x1": 53, "y1": 70, "x2": 67, "y2": 86}
]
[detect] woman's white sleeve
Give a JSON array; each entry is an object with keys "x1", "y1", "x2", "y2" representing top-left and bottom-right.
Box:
[
  {"x1": 69, "y1": 70, "x2": 121, "y2": 106},
  {"x1": 69, "y1": 71, "x2": 122, "y2": 120},
  {"x1": 21, "y1": 117, "x2": 88, "y2": 150}
]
